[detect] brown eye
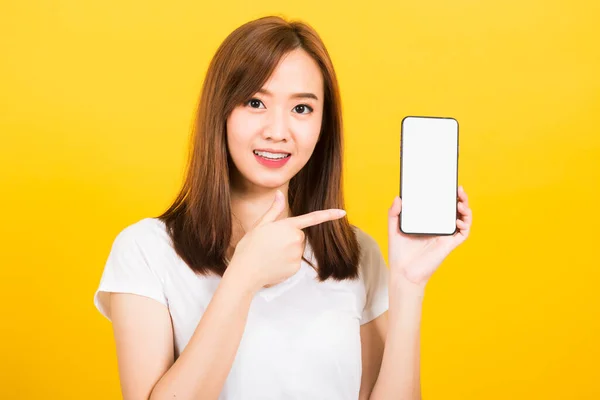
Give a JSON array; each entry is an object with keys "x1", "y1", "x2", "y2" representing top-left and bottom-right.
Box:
[
  {"x1": 247, "y1": 99, "x2": 265, "y2": 109},
  {"x1": 293, "y1": 104, "x2": 313, "y2": 114}
]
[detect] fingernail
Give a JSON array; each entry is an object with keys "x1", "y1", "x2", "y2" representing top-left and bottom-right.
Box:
[{"x1": 337, "y1": 210, "x2": 347, "y2": 217}]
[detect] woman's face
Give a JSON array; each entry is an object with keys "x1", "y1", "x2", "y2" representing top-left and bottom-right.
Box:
[{"x1": 226, "y1": 48, "x2": 324, "y2": 192}]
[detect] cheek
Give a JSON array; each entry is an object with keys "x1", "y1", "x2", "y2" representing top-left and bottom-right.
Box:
[
  {"x1": 227, "y1": 110, "x2": 262, "y2": 152},
  {"x1": 294, "y1": 117, "x2": 322, "y2": 154}
]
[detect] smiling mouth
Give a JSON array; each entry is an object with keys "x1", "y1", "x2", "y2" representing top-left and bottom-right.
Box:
[{"x1": 253, "y1": 150, "x2": 292, "y2": 160}]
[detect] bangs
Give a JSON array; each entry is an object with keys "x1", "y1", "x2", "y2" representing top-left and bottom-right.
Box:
[{"x1": 219, "y1": 24, "x2": 303, "y2": 116}]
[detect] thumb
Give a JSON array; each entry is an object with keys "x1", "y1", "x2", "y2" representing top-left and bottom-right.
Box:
[
  {"x1": 388, "y1": 196, "x2": 402, "y2": 237},
  {"x1": 255, "y1": 190, "x2": 286, "y2": 228}
]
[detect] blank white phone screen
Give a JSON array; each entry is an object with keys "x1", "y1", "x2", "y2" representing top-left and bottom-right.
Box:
[{"x1": 400, "y1": 117, "x2": 458, "y2": 235}]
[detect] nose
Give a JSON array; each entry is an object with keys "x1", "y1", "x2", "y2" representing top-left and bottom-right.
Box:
[{"x1": 263, "y1": 107, "x2": 290, "y2": 142}]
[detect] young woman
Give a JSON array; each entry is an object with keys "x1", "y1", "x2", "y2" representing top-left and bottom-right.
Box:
[{"x1": 94, "y1": 15, "x2": 472, "y2": 400}]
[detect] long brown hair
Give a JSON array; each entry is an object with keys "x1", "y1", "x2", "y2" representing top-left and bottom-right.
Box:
[{"x1": 157, "y1": 15, "x2": 360, "y2": 281}]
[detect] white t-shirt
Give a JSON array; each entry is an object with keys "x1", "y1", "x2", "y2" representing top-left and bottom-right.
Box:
[{"x1": 94, "y1": 217, "x2": 389, "y2": 400}]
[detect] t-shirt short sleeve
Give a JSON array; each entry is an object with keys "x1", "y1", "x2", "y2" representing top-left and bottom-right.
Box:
[
  {"x1": 93, "y1": 219, "x2": 168, "y2": 322},
  {"x1": 356, "y1": 228, "x2": 390, "y2": 325}
]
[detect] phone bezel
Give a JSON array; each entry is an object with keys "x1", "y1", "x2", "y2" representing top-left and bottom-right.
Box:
[{"x1": 399, "y1": 115, "x2": 460, "y2": 236}]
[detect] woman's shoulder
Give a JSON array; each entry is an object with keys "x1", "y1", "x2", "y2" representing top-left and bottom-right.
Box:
[
  {"x1": 350, "y1": 224, "x2": 387, "y2": 279},
  {"x1": 109, "y1": 217, "x2": 173, "y2": 254},
  {"x1": 95, "y1": 218, "x2": 172, "y2": 320},
  {"x1": 351, "y1": 225, "x2": 381, "y2": 254},
  {"x1": 115, "y1": 217, "x2": 168, "y2": 238}
]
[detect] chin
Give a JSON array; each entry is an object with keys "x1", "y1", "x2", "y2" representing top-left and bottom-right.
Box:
[
  {"x1": 251, "y1": 175, "x2": 291, "y2": 189},
  {"x1": 232, "y1": 157, "x2": 304, "y2": 190}
]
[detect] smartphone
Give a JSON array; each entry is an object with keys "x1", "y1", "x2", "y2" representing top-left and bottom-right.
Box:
[{"x1": 400, "y1": 116, "x2": 459, "y2": 235}]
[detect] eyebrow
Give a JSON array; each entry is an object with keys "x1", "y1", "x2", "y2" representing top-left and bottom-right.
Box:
[{"x1": 257, "y1": 88, "x2": 319, "y2": 101}]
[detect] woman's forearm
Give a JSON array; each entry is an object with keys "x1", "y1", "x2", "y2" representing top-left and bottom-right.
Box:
[
  {"x1": 369, "y1": 273, "x2": 425, "y2": 400},
  {"x1": 150, "y1": 266, "x2": 255, "y2": 400}
]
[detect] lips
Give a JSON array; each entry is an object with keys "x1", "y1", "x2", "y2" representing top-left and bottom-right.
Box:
[
  {"x1": 254, "y1": 149, "x2": 291, "y2": 154},
  {"x1": 253, "y1": 150, "x2": 292, "y2": 169},
  {"x1": 253, "y1": 149, "x2": 292, "y2": 160}
]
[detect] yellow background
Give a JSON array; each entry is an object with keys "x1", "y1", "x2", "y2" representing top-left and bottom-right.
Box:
[{"x1": 1, "y1": 0, "x2": 599, "y2": 398}]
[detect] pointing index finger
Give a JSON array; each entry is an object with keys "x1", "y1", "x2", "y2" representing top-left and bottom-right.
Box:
[{"x1": 287, "y1": 209, "x2": 347, "y2": 229}]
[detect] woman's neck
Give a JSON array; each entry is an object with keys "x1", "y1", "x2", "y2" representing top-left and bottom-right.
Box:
[
  {"x1": 230, "y1": 188, "x2": 290, "y2": 231},
  {"x1": 227, "y1": 184, "x2": 291, "y2": 260}
]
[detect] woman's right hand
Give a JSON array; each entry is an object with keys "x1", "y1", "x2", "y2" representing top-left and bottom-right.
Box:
[{"x1": 227, "y1": 190, "x2": 347, "y2": 292}]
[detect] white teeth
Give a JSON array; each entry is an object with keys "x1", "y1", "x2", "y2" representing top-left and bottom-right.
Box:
[{"x1": 254, "y1": 150, "x2": 290, "y2": 160}]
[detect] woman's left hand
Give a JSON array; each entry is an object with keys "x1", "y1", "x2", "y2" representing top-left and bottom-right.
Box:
[{"x1": 387, "y1": 186, "x2": 473, "y2": 287}]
